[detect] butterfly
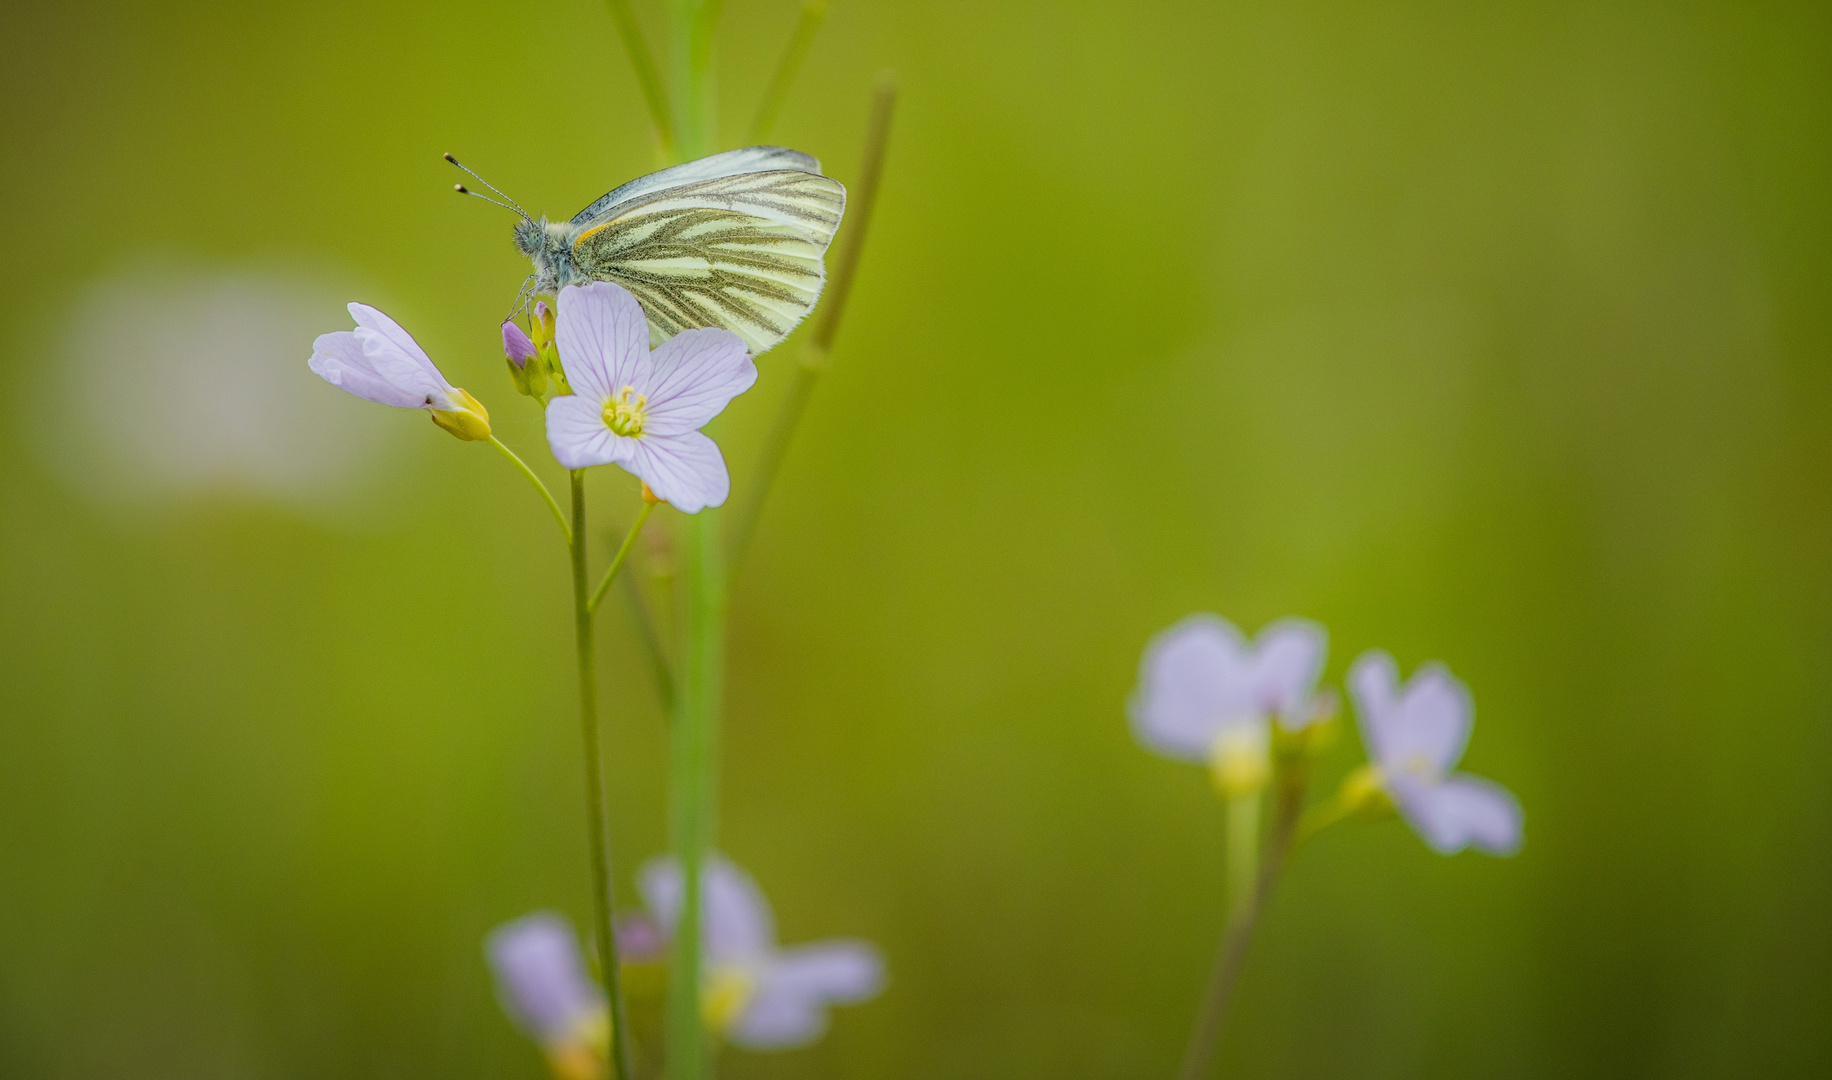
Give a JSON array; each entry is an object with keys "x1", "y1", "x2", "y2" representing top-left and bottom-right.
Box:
[{"x1": 450, "y1": 147, "x2": 846, "y2": 356}]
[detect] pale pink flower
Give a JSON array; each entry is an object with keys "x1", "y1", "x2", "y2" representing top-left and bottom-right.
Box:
[{"x1": 544, "y1": 282, "x2": 754, "y2": 512}]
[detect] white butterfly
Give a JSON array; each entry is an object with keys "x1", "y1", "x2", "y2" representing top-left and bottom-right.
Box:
[{"x1": 453, "y1": 147, "x2": 846, "y2": 356}]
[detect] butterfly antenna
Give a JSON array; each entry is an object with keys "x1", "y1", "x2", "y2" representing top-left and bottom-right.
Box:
[{"x1": 443, "y1": 153, "x2": 531, "y2": 219}]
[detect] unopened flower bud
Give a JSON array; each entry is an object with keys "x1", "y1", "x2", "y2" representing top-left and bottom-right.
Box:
[
  {"x1": 503, "y1": 321, "x2": 550, "y2": 399},
  {"x1": 503, "y1": 321, "x2": 537, "y2": 369},
  {"x1": 532, "y1": 300, "x2": 572, "y2": 395},
  {"x1": 430, "y1": 386, "x2": 492, "y2": 441}
]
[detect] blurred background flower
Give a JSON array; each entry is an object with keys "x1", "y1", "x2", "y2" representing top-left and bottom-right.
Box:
[
  {"x1": 36, "y1": 260, "x2": 410, "y2": 522},
  {"x1": 640, "y1": 854, "x2": 885, "y2": 1050}
]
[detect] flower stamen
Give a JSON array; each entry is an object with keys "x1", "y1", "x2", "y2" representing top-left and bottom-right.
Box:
[{"x1": 602, "y1": 386, "x2": 647, "y2": 437}]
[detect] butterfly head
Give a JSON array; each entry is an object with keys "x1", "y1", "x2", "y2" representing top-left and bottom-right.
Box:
[{"x1": 515, "y1": 217, "x2": 578, "y2": 295}]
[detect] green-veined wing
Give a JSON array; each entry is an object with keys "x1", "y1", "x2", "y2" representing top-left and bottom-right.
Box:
[{"x1": 567, "y1": 153, "x2": 846, "y2": 355}]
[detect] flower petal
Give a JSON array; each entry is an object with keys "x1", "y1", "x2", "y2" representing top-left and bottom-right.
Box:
[
  {"x1": 639, "y1": 328, "x2": 757, "y2": 435},
  {"x1": 1349, "y1": 651, "x2": 1473, "y2": 776},
  {"x1": 1390, "y1": 773, "x2": 1523, "y2": 856},
  {"x1": 556, "y1": 282, "x2": 652, "y2": 401},
  {"x1": 766, "y1": 941, "x2": 885, "y2": 1004},
  {"x1": 729, "y1": 942, "x2": 883, "y2": 1050},
  {"x1": 347, "y1": 303, "x2": 452, "y2": 403},
  {"x1": 309, "y1": 330, "x2": 426, "y2": 408},
  {"x1": 348, "y1": 303, "x2": 437, "y2": 373},
  {"x1": 639, "y1": 853, "x2": 777, "y2": 962},
  {"x1": 627, "y1": 431, "x2": 730, "y2": 514},
  {"x1": 545, "y1": 394, "x2": 630, "y2": 470},
  {"x1": 484, "y1": 912, "x2": 605, "y2": 1042},
  {"x1": 1128, "y1": 615, "x2": 1256, "y2": 761},
  {"x1": 1250, "y1": 618, "x2": 1327, "y2": 725}
]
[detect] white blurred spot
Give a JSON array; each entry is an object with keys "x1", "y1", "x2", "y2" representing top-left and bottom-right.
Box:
[{"x1": 39, "y1": 259, "x2": 412, "y2": 523}]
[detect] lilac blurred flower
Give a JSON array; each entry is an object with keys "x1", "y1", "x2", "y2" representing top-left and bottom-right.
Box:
[
  {"x1": 308, "y1": 303, "x2": 491, "y2": 440},
  {"x1": 1348, "y1": 650, "x2": 1524, "y2": 856},
  {"x1": 640, "y1": 854, "x2": 884, "y2": 1050},
  {"x1": 485, "y1": 912, "x2": 608, "y2": 1080},
  {"x1": 1129, "y1": 615, "x2": 1327, "y2": 794},
  {"x1": 544, "y1": 282, "x2": 755, "y2": 513}
]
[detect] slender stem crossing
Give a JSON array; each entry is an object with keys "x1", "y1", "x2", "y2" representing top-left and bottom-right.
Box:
[
  {"x1": 488, "y1": 436, "x2": 570, "y2": 543},
  {"x1": 589, "y1": 501, "x2": 657, "y2": 615},
  {"x1": 619, "y1": 570, "x2": 676, "y2": 716},
  {"x1": 603, "y1": 0, "x2": 674, "y2": 159},
  {"x1": 569, "y1": 472, "x2": 636, "y2": 1080},
  {"x1": 727, "y1": 76, "x2": 898, "y2": 571},
  {"x1": 1177, "y1": 775, "x2": 1307, "y2": 1080},
  {"x1": 663, "y1": 5, "x2": 722, "y2": 1074},
  {"x1": 749, "y1": 0, "x2": 828, "y2": 143}
]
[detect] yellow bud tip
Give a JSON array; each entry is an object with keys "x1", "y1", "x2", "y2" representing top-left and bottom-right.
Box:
[
  {"x1": 429, "y1": 387, "x2": 492, "y2": 441},
  {"x1": 641, "y1": 483, "x2": 663, "y2": 505}
]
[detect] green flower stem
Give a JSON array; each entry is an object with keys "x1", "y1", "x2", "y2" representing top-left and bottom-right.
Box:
[
  {"x1": 727, "y1": 75, "x2": 898, "y2": 572},
  {"x1": 588, "y1": 501, "x2": 658, "y2": 615},
  {"x1": 488, "y1": 436, "x2": 570, "y2": 544},
  {"x1": 1177, "y1": 774, "x2": 1308, "y2": 1080},
  {"x1": 568, "y1": 471, "x2": 637, "y2": 1080},
  {"x1": 1293, "y1": 796, "x2": 1354, "y2": 849},
  {"x1": 664, "y1": 3, "x2": 722, "y2": 1074},
  {"x1": 603, "y1": 0, "x2": 674, "y2": 159},
  {"x1": 667, "y1": 478, "x2": 727, "y2": 1080},
  {"x1": 619, "y1": 570, "x2": 676, "y2": 716},
  {"x1": 1225, "y1": 792, "x2": 1260, "y2": 921},
  {"x1": 668, "y1": 0, "x2": 720, "y2": 161},
  {"x1": 749, "y1": 0, "x2": 828, "y2": 143}
]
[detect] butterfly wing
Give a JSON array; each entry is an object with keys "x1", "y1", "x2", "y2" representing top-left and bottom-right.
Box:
[
  {"x1": 571, "y1": 146, "x2": 825, "y2": 226},
  {"x1": 569, "y1": 158, "x2": 846, "y2": 355}
]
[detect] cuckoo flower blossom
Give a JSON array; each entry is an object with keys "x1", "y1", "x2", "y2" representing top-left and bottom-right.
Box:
[
  {"x1": 1348, "y1": 651, "x2": 1523, "y2": 856},
  {"x1": 544, "y1": 282, "x2": 755, "y2": 513},
  {"x1": 1130, "y1": 615, "x2": 1327, "y2": 795},
  {"x1": 485, "y1": 913, "x2": 608, "y2": 1080},
  {"x1": 308, "y1": 303, "x2": 490, "y2": 440},
  {"x1": 640, "y1": 854, "x2": 884, "y2": 1050}
]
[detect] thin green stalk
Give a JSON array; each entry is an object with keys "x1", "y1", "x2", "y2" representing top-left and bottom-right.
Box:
[
  {"x1": 749, "y1": 0, "x2": 828, "y2": 143},
  {"x1": 668, "y1": 0, "x2": 721, "y2": 160},
  {"x1": 1293, "y1": 797, "x2": 1353, "y2": 849},
  {"x1": 619, "y1": 570, "x2": 676, "y2": 715},
  {"x1": 1176, "y1": 775, "x2": 1308, "y2": 1080},
  {"x1": 727, "y1": 75, "x2": 898, "y2": 571},
  {"x1": 1225, "y1": 792, "x2": 1260, "y2": 921},
  {"x1": 569, "y1": 472, "x2": 636, "y2": 1080},
  {"x1": 488, "y1": 436, "x2": 570, "y2": 543},
  {"x1": 589, "y1": 501, "x2": 657, "y2": 615},
  {"x1": 664, "y1": 4, "x2": 724, "y2": 1075},
  {"x1": 666, "y1": 474, "x2": 727, "y2": 1080},
  {"x1": 604, "y1": 0, "x2": 674, "y2": 158}
]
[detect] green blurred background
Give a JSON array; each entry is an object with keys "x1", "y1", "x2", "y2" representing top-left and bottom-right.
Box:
[{"x1": 3, "y1": 0, "x2": 1831, "y2": 1076}]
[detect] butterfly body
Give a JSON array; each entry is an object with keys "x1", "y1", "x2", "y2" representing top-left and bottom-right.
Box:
[{"x1": 513, "y1": 147, "x2": 846, "y2": 355}]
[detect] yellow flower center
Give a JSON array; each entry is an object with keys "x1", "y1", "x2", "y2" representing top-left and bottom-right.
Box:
[{"x1": 602, "y1": 385, "x2": 647, "y2": 437}]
